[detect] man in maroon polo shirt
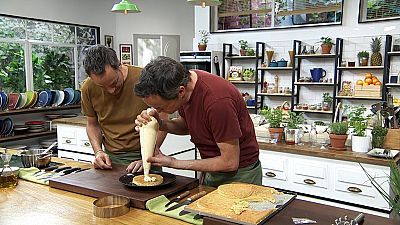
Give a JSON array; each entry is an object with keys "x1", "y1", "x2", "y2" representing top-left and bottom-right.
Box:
[{"x1": 134, "y1": 56, "x2": 261, "y2": 187}]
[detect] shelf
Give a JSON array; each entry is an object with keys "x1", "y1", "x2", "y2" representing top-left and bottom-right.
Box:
[
  {"x1": 295, "y1": 54, "x2": 336, "y2": 59},
  {"x1": 0, "y1": 104, "x2": 81, "y2": 116},
  {"x1": 0, "y1": 130, "x2": 56, "y2": 143},
  {"x1": 293, "y1": 109, "x2": 333, "y2": 114},
  {"x1": 225, "y1": 56, "x2": 258, "y2": 60},
  {"x1": 257, "y1": 93, "x2": 292, "y2": 97},
  {"x1": 337, "y1": 66, "x2": 384, "y2": 70},
  {"x1": 388, "y1": 51, "x2": 400, "y2": 56},
  {"x1": 229, "y1": 80, "x2": 256, "y2": 84},
  {"x1": 386, "y1": 83, "x2": 400, "y2": 87},
  {"x1": 336, "y1": 96, "x2": 382, "y2": 100},
  {"x1": 258, "y1": 67, "x2": 293, "y2": 70},
  {"x1": 294, "y1": 82, "x2": 334, "y2": 86}
]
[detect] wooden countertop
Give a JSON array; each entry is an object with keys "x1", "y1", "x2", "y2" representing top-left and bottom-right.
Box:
[
  {"x1": 53, "y1": 116, "x2": 87, "y2": 127},
  {"x1": 1, "y1": 158, "x2": 397, "y2": 225},
  {"x1": 259, "y1": 142, "x2": 400, "y2": 166}
]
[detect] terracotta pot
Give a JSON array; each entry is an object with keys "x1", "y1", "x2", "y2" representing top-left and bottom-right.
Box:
[
  {"x1": 240, "y1": 49, "x2": 247, "y2": 56},
  {"x1": 329, "y1": 134, "x2": 347, "y2": 150},
  {"x1": 198, "y1": 44, "x2": 207, "y2": 51},
  {"x1": 359, "y1": 57, "x2": 369, "y2": 66},
  {"x1": 321, "y1": 44, "x2": 332, "y2": 54},
  {"x1": 269, "y1": 127, "x2": 284, "y2": 142}
]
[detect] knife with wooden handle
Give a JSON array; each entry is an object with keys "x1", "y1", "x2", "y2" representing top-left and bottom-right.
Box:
[
  {"x1": 165, "y1": 191, "x2": 207, "y2": 212},
  {"x1": 164, "y1": 191, "x2": 191, "y2": 208}
]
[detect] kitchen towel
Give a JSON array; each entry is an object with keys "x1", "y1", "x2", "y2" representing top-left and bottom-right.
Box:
[
  {"x1": 146, "y1": 195, "x2": 203, "y2": 225},
  {"x1": 18, "y1": 167, "x2": 52, "y2": 185}
]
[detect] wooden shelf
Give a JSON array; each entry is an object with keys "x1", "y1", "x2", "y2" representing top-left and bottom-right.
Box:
[
  {"x1": 388, "y1": 51, "x2": 400, "y2": 56},
  {"x1": 229, "y1": 80, "x2": 256, "y2": 84},
  {"x1": 295, "y1": 54, "x2": 336, "y2": 59},
  {"x1": 294, "y1": 82, "x2": 334, "y2": 86},
  {"x1": 336, "y1": 96, "x2": 382, "y2": 100},
  {"x1": 0, "y1": 104, "x2": 81, "y2": 116},
  {"x1": 258, "y1": 67, "x2": 293, "y2": 70},
  {"x1": 386, "y1": 83, "x2": 400, "y2": 87},
  {"x1": 258, "y1": 93, "x2": 292, "y2": 97},
  {"x1": 293, "y1": 109, "x2": 333, "y2": 114},
  {"x1": 225, "y1": 56, "x2": 258, "y2": 60},
  {"x1": 337, "y1": 66, "x2": 384, "y2": 70},
  {"x1": 0, "y1": 130, "x2": 56, "y2": 143}
]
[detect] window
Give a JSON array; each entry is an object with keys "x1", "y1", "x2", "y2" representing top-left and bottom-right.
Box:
[
  {"x1": 211, "y1": 0, "x2": 343, "y2": 32},
  {"x1": 359, "y1": 0, "x2": 400, "y2": 22},
  {"x1": 0, "y1": 15, "x2": 99, "y2": 92}
]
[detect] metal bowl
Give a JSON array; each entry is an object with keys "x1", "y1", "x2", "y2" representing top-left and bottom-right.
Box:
[{"x1": 20, "y1": 149, "x2": 52, "y2": 168}]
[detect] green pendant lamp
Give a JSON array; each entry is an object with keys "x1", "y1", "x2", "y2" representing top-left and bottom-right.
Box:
[
  {"x1": 111, "y1": 0, "x2": 141, "y2": 15},
  {"x1": 187, "y1": 0, "x2": 221, "y2": 8}
]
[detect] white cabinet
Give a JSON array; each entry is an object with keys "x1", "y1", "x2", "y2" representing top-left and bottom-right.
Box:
[
  {"x1": 259, "y1": 150, "x2": 391, "y2": 211},
  {"x1": 57, "y1": 124, "x2": 94, "y2": 163}
]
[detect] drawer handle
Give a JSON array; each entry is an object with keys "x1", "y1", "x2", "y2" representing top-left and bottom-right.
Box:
[
  {"x1": 265, "y1": 172, "x2": 276, "y2": 177},
  {"x1": 347, "y1": 187, "x2": 362, "y2": 193},
  {"x1": 303, "y1": 179, "x2": 316, "y2": 185},
  {"x1": 84, "y1": 142, "x2": 91, "y2": 147},
  {"x1": 65, "y1": 140, "x2": 71, "y2": 144}
]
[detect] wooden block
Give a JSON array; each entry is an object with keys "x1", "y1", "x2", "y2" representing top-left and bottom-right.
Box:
[{"x1": 383, "y1": 129, "x2": 400, "y2": 150}]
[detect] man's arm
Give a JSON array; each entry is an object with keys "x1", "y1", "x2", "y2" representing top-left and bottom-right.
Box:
[
  {"x1": 149, "y1": 139, "x2": 240, "y2": 172},
  {"x1": 154, "y1": 113, "x2": 169, "y2": 155},
  {"x1": 87, "y1": 116, "x2": 112, "y2": 169},
  {"x1": 159, "y1": 117, "x2": 189, "y2": 135}
]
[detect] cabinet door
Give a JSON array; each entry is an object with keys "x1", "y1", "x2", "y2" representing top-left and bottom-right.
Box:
[
  {"x1": 333, "y1": 164, "x2": 390, "y2": 210},
  {"x1": 259, "y1": 151, "x2": 289, "y2": 188},
  {"x1": 76, "y1": 128, "x2": 94, "y2": 154},
  {"x1": 291, "y1": 159, "x2": 329, "y2": 197},
  {"x1": 57, "y1": 125, "x2": 77, "y2": 151}
]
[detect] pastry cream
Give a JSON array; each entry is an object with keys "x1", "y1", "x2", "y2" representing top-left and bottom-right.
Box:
[{"x1": 139, "y1": 109, "x2": 159, "y2": 181}]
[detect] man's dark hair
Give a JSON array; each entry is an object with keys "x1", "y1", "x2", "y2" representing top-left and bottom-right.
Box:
[
  {"x1": 134, "y1": 56, "x2": 190, "y2": 100},
  {"x1": 83, "y1": 45, "x2": 119, "y2": 76}
]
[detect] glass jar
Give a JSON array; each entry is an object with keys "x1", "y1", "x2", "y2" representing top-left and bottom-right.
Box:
[
  {"x1": 285, "y1": 129, "x2": 296, "y2": 145},
  {"x1": 310, "y1": 125, "x2": 318, "y2": 147}
]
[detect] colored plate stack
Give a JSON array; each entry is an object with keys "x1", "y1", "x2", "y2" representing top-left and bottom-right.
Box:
[
  {"x1": 25, "y1": 121, "x2": 46, "y2": 133},
  {"x1": 13, "y1": 125, "x2": 29, "y2": 135},
  {"x1": 0, "y1": 118, "x2": 14, "y2": 137},
  {"x1": 0, "y1": 92, "x2": 8, "y2": 110}
]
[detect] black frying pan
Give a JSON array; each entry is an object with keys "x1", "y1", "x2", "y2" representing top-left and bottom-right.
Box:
[{"x1": 119, "y1": 170, "x2": 176, "y2": 190}]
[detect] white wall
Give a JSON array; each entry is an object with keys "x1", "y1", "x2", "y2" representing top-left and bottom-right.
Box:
[
  {"x1": 195, "y1": 0, "x2": 400, "y2": 50},
  {"x1": 0, "y1": 0, "x2": 195, "y2": 50}
]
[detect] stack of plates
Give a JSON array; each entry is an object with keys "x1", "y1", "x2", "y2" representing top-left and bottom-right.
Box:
[
  {"x1": 7, "y1": 93, "x2": 20, "y2": 110},
  {"x1": 0, "y1": 92, "x2": 8, "y2": 110},
  {"x1": 44, "y1": 114, "x2": 62, "y2": 120},
  {"x1": 0, "y1": 118, "x2": 14, "y2": 136},
  {"x1": 13, "y1": 125, "x2": 29, "y2": 135},
  {"x1": 25, "y1": 121, "x2": 46, "y2": 133}
]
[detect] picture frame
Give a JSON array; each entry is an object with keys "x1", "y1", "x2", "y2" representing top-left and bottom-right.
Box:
[
  {"x1": 119, "y1": 44, "x2": 133, "y2": 65},
  {"x1": 104, "y1": 35, "x2": 114, "y2": 49}
]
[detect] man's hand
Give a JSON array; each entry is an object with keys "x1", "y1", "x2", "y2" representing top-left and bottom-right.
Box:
[
  {"x1": 135, "y1": 109, "x2": 161, "y2": 132},
  {"x1": 126, "y1": 160, "x2": 143, "y2": 173},
  {"x1": 93, "y1": 151, "x2": 112, "y2": 169},
  {"x1": 147, "y1": 152, "x2": 176, "y2": 168}
]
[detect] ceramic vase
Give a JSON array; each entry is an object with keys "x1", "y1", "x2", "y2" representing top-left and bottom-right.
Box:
[
  {"x1": 266, "y1": 50, "x2": 274, "y2": 65},
  {"x1": 288, "y1": 50, "x2": 294, "y2": 67},
  {"x1": 351, "y1": 135, "x2": 370, "y2": 153}
]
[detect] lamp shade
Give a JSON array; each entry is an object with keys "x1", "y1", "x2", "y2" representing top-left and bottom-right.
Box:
[
  {"x1": 187, "y1": 0, "x2": 221, "y2": 8},
  {"x1": 111, "y1": 0, "x2": 141, "y2": 14}
]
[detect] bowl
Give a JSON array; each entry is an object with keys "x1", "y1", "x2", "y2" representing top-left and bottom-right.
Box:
[
  {"x1": 0, "y1": 166, "x2": 20, "y2": 188},
  {"x1": 20, "y1": 149, "x2": 52, "y2": 168}
]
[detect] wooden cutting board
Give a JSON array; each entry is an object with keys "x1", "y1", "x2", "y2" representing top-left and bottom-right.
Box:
[{"x1": 49, "y1": 165, "x2": 199, "y2": 209}]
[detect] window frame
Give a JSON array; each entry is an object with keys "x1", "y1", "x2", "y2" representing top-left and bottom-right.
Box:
[
  {"x1": 210, "y1": 0, "x2": 344, "y2": 33},
  {"x1": 358, "y1": 0, "x2": 400, "y2": 23},
  {"x1": 0, "y1": 13, "x2": 100, "y2": 91}
]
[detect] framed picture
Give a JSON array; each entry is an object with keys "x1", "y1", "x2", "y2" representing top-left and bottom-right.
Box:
[
  {"x1": 104, "y1": 35, "x2": 114, "y2": 49},
  {"x1": 119, "y1": 44, "x2": 133, "y2": 65}
]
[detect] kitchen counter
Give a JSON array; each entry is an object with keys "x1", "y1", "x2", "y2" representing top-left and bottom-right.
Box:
[
  {"x1": 1, "y1": 158, "x2": 398, "y2": 225},
  {"x1": 259, "y1": 142, "x2": 400, "y2": 166},
  {"x1": 53, "y1": 116, "x2": 87, "y2": 127}
]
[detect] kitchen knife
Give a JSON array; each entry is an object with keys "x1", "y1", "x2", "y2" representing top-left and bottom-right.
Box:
[
  {"x1": 53, "y1": 166, "x2": 72, "y2": 173},
  {"x1": 70, "y1": 168, "x2": 90, "y2": 174},
  {"x1": 33, "y1": 165, "x2": 60, "y2": 176},
  {"x1": 165, "y1": 191, "x2": 190, "y2": 207},
  {"x1": 165, "y1": 191, "x2": 207, "y2": 212},
  {"x1": 59, "y1": 167, "x2": 82, "y2": 175}
]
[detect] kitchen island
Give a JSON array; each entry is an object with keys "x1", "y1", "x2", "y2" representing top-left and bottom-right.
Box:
[{"x1": 1, "y1": 158, "x2": 398, "y2": 225}]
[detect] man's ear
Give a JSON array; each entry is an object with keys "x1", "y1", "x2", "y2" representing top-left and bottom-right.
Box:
[{"x1": 178, "y1": 86, "x2": 185, "y2": 98}]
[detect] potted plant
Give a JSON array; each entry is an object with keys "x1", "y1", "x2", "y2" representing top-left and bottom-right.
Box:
[
  {"x1": 239, "y1": 40, "x2": 248, "y2": 56},
  {"x1": 242, "y1": 68, "x2": 255, "y2": 81},
  {"x1": 319, "y1": 37, "x2": 335, "y2": 54},
  {"x1": 371, "y1": 125, "x2": 388, "y2": 148},
  {"x1": 329, "y1": 122, "x2": 348, "y2": 150},
  {"x1": 357, "y1": 51, "x2": 369, "y2": 66},
  {"x1": 285, "y1": 112, "x2": 305, "y2": 145},
  {"x1": 260, "y1": 107, "x2": 284, "y2": 142},
  {"x1": 347, "y1": 105, "x2": 371, "y2": 153},
  {"x1": 322, "y1": 92, "x2": 333, "y2": 111},
  {"x1": 246, "y1": 48, "x2": 255, "y2": 56},
  {"x1": 198, "y1": 30, "x2": 210, "y2": 51}
]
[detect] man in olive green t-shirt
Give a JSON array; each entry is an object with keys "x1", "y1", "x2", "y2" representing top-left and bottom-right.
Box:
[{"x1": 81, "y1": 45, "x2": 166, "y2": 172}]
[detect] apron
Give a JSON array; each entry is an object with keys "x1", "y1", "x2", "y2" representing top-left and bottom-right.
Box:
[{"x1": 104, "y1": 149, "x2": 161, "y2": 171}]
